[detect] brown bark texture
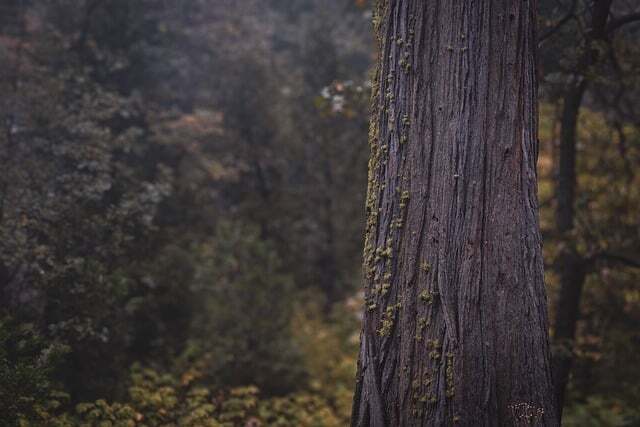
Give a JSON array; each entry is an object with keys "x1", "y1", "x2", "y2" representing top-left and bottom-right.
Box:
[{"x1": 351, "y1": 1, "x2": 558, "y2": 426}]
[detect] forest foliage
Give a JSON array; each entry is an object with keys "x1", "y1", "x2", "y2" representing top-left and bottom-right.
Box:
[{"x1": 0, "y1": 1, "x2": 639, "y2": 426}]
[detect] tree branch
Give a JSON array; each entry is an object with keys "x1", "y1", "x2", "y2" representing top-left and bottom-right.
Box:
[
  {"x1": 592, "y1": 251, "x2": 640, "y2": 269},
  {"x1": 606, "y1": 12, "x2": 640, "y2": 33},
  {"x1": 538, "y1": 0, "x2": 578, "y2": 44}
]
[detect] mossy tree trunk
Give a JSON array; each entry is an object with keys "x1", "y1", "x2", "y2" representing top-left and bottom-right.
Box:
[{"x1": 351, "y1": 1, "x2": 558, "y2": 425}]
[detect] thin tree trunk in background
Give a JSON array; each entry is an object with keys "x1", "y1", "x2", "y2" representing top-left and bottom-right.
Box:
[
  {"x1": 351, "y1": 1, "x2": 557, "y2": 425},
  {"x1": 555, "y1": 81, "x2": 586, "y2": 233},
  {"x1": 551, "y1": 246, "x2": 587, "y2": 416},
  {"x1": 551, "y1": 0, "x2": 612, "y2": 418},
  {"x1": 551, "y1": 79, "x2": 588, "y2": 419}
]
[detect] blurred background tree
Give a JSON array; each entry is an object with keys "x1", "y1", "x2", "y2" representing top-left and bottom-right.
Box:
[{"x1": 0, "y1": 0, "x2": 638, "y2": 425}]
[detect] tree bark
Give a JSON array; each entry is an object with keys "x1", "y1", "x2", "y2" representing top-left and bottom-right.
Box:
[{"x1": 351, "y1": 1, "x2": 557, "y2": 425}]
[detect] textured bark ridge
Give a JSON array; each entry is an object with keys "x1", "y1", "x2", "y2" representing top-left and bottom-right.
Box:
[{"x1": 351, "y1": 1, "x2": 558, "y2": 426}]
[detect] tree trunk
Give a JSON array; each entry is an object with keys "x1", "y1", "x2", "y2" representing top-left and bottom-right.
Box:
[
  {"x1": 550, "y1": 79, "x2": 588, "y2": 420},
  {"x1": 550, "y1": 0, "x2": 612, "y2": 418},
  {"x1": 551, "y1": 248, "x2": 586, "y2": 417},
  {"x1": 351, "y1": 1, "x2": 557, "y2": 425},
  {"x1": 555, "y1": 81, "x2": 586, "y2": 233}
]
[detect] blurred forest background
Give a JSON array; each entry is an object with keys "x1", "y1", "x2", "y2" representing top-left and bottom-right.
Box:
[{"x1": 0, "y1": 1, "x2": 639, "y2": 426}]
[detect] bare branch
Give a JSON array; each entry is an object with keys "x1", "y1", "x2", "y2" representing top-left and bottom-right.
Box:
[
  {"x1": 606, "y1": 11, "x2": 640, "y2": 33},
  {"x1": 592, "y1": 251, "x2": 640, "y2": 269},
  {"x1": 538, "y1": 0, "x2": 578, "y2": 44}
]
